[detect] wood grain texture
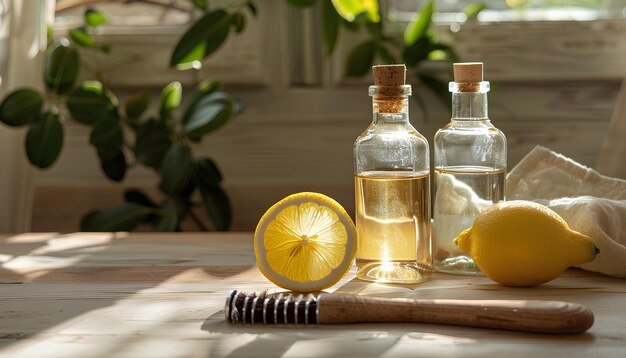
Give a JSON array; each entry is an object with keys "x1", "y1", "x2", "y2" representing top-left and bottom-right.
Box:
[
  {"x1": 596, "y1": 79, "x2": 626, "y2": 179},
  {"x1": 59, "y1": 1, "x2": 279, "y2": 88},
  {"x1": 1, "y1": 233, "x2": 626, "y2": 357},
  {"x1": 318, "y1": 294, "x2": 594, "y2": 334},
  {"x1": 452, "y1": 20, "x2": 626, "y2": 81},
  {"x1": 30, "y1": 80, "x2": 620, "y2": 231}
]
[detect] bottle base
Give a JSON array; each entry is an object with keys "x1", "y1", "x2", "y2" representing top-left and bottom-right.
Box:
[
  {"x1": 434, "y1": 256, "x2": 483, "y2": 276},
  {"x1": 356, "y1": 260, "x2": 432, "y2": 284}
]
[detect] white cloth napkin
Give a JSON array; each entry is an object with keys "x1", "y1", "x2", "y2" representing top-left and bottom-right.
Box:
[{"x1": 507, "y1": 146, "x2": 626, "y2": 278}]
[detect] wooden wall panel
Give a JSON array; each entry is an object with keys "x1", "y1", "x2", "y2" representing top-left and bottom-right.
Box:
[
  {"x1": 31, "y1": 80, "x2": 620, "y2": 232},
  {"x1": 31, "y1": 10, "x2": 625, "y2": 232},
  {"x1": 453, "y1": 20, "x2": 626, "y2": 81}
]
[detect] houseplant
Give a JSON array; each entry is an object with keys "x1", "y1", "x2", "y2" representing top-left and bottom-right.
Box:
[{"x1": 0, "y1": 0, "x2": 473, "y2": 232}]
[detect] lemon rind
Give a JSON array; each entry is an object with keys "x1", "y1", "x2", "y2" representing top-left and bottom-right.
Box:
[{"x1": 254, "y1": 192, "x2": 356, "y2": 292}]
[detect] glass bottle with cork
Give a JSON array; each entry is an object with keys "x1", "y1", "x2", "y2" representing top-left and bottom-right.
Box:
[
  {"x1": 433, "y1": 62, "x2": 507, "y2": 275},
  {"x1": 353, "y1": 64, "x2": 432, "y2": 284}
]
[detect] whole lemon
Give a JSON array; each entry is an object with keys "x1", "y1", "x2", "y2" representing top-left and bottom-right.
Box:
[{"x1": 455, "y1": 200, "x2": 598, "y2": 287}]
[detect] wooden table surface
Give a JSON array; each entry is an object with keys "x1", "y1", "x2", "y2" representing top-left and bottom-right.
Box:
[{"x1": 1, "y1": 232, "x2": 625, "y2": 358}]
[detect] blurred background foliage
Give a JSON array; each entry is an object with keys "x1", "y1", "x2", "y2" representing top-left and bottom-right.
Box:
[{"x1": 0, "y1": 0, "x2": 478, "y2": 232}]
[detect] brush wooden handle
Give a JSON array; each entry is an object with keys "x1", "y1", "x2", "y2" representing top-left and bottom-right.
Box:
[{"x1": 318, "y1": 294, "x2": 593, "y2": 334}]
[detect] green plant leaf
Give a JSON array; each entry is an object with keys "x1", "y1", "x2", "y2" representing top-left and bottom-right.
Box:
[
  {"x1": 463, "y1": 3, "x2": 486, "y2": 20},
  {"x1": 125, "y1": 91, "x2": 151, "y2": 120},
  {"x1": 246, "y1": 2, "x2": 258, "y2": 17},
  {"x1": 231, "y1": 12, "x2": 246, "y2": 33},
  {"x1": 198, "y1": 184, "x2": 231, "y2": 231},
  {"x1": 190, "y1": 0, "x2": 208, "y2": 10},
  {"x1": 365, "y1": 20, "x2": 382, "y2": 39},
  {"x1": 80, "y1": 204, "x2": 152, "y2": 232},
  {"x1": 84, "y1": 8, "x2": 107, "y2": 27},
  {"x1": 193, "y1": 157, "x2": 230, "y2": 231},
  {"x1": 159, "y1": 81, "x2": 182, "y2": 121},
  {"x1": 322, "y1": 0, "x2": 340, "y2": 55},
  {"x1": 377, "y1": 46, "x2": 396, "y2": 64},
  {"x1": 427, "y1": 49, "x2": 446, "y2": 61},
  {"x1": 100, "y1": 150, "x2": 126, "y2": 181},
  {"x1": 44, "y1": 40, "x2": 79, "y2": 94},
  {"x1": 82, "y1": 79, "x2": 103, "y2": 91},
  {"x1": 124, "y1": 189, "x2": 157, "y2": 208},
  {"x1": 65, "y1": 82, "x2": 113, "y2": 125},
  {"x1": 331, "y1": 0, "x2": 379, "y2": 22},
  {"x1": 428, "y1": 43, "x2": 459, "y2": 62},
  {"x1": 98, "y1": 43, "x2": 111, "y2": 53},
  {"x1": 182, "y1": 92, "x2": 233, "y2": 140},
  {"x1": 233, "y1": 99, "x2": 244, "y2": 115},
  {"x1": 195, "y1": 157, "x2": 223, "y2": 187},
  {"x1": 182, "y1": 79, "x2": 220, "y2": 122},
  {"x1": 332, "y1": 1, "x2": 362, "y2": 21},
  {"x1": 404, "y1": 1, "x2": 433, "y2": 46},
  {"x1": 69, "y1": 27, "x2": 95, "y2": 48},
  {"x1": 0, "y1": 88, "x2": 44, "y2": 127},
  {"x1": 418, "y1": 73, "x2": 451, "y2": 108},
  {"x1": 47, "y1": 24, "x2": 53, "y2": 44},
  {"x1": 194, "y1": 79, "x2": 221, "y2": 98},
  {"x1": 179, "y1": 176, "x2": 197, "y2": 199},
  {"x1": 135, "y1": 118, "x2": 172, "y2": 169},
  {"x1": 170, "y1": 9, "x2": 231, "y2": 68},
  {"x1": 159, "y1": 143, "x2": 194, "y2": 196},
  {"x1": 345, "y1": 40, "x2": 376, "y2": 77},
  {"x1": 362, "y1": 0, "x2": 379, "y2": 22},
  {"x1": 403, "y1": 36, "x2": 431, "y2": 67},
  {"x1": 25, "y1": 111, "x2": 64, "y2": 169},
  {"x1": 286, "y1": 0, "x2": 317, "y2": 7},
  {"x1": 153, "y1": 201, "x2": 180, "y2": 231},
  {"x1": 154, "y1": 213, "x2": 179, "y2": 231},
  {"x1": 341, "y1": 17, "x2": 360, "y2": 31},
  {"x1": 90, "y1": 115, "x2": 123, "y2": 161},
  {"x1": 125, "y1": 189, "x2": 158, "y2": 224}
]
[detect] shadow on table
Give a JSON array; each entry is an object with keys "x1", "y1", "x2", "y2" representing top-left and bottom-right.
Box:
[
  {"x1": 0, "y1": 232, "x2": 252, "y2": 351},
  {"x1": 201, "y1": 309, "x2": 595, "y2": 358},
  {"x1": 201, "y1": 310, "x2": 403, "y2": 357},
  {"x1": 194, "y1": 263, "x2": 616, "y2": 355},
  {"x1": 201, "y1": 272, "x2": 601, "y2": 357}
]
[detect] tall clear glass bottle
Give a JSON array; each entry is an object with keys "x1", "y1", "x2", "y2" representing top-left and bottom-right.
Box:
[
  {"x1": 433, "y1": 63, "x2": 506, "y2": 275},
  {"x1": 354, "y1": 65, "x2": 432, "y2": 284}
]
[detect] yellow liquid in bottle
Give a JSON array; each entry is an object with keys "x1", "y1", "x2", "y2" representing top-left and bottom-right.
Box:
[
  {"x1": 354, "y1": 171, "x2": 432, "y2": 284},
  {"x1": 433, "y1": 166, "x2": 506, "y2": 275}
]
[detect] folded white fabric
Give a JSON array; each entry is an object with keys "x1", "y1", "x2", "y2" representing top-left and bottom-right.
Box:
[{"x1": 507, "y1": 146, "x2": 626, "y2": 278}]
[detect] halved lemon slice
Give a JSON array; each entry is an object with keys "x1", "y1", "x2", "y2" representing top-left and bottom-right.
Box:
[{"x1": 254, "y1": 192, "x2": 356, "y2": 292}]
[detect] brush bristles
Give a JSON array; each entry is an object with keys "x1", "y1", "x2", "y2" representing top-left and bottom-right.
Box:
[{"x1": 225, "y1": 290, "x2": 319, "y2": 325}]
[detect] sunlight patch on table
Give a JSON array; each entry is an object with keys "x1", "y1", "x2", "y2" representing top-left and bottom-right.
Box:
[{"x1": 4, "y1": 233, "x2": 59, "y2": 243}]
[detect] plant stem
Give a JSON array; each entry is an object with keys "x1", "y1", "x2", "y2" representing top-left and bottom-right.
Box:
[{"x1": 188, "y1": 208, "x2": 209, "y2": 231}]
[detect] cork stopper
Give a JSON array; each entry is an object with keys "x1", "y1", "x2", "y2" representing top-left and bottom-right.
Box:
[
  {"x1": 453, "y1": 62, "x2": 483, "y2": 92},
  {"x1": 372, "y1": 64, "x2": 406, "y2": 97},
  {"x1": 373, "y1": 64, "x2": 406, "y2": 87},
  {"x1": 371, "y1": 64, "x2": 409, "y2": 113}
]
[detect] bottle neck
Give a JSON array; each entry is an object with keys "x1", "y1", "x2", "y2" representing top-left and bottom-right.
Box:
[
  {"x1": 372, "y1": 97, "x2": 409, "y2": 123},
  {"x1": 451, "y1": 91, "x2": 488, "y2": 120}
]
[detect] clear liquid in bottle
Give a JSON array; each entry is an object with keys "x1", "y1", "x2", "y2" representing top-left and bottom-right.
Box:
[
  {"x1": 355, "y1": 171, "x2": 431, "y2": 284},
  {"x1": 433, "y1": 166, "x2": 505, "y2": 274}
]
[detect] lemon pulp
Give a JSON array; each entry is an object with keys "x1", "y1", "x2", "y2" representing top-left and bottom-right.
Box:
[
  {"x1": 265, "y1": 202, "x2": 347, "y2": 282},
  {"x1": 254, "y1": 192, "x2": 356, "y2": 292}
]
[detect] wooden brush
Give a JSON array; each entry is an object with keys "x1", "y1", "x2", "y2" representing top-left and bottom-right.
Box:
[{"x1": 225, "y1": 290, "x2": 593, "y2": 334}]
